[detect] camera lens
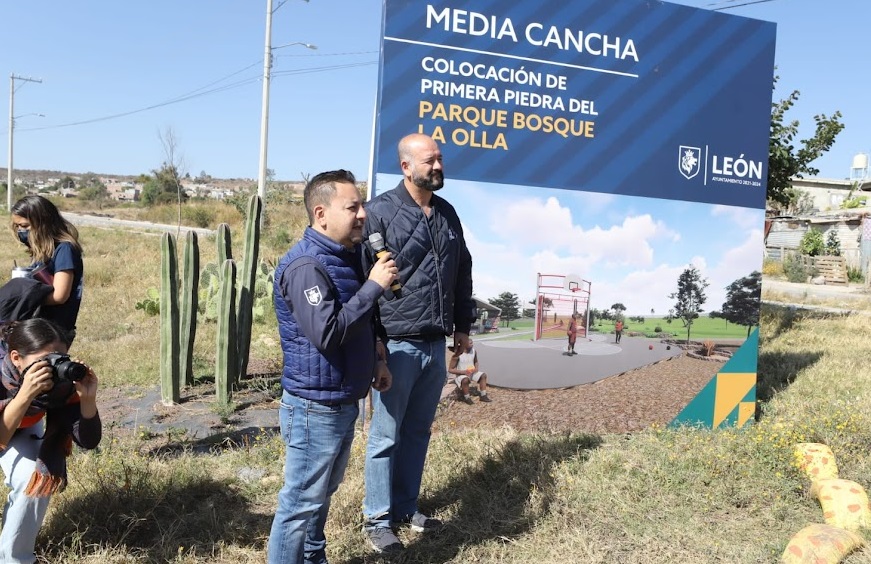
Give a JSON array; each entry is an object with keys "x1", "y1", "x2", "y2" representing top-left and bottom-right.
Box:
[{"x1": 58, "y1": 360, "x2": 88, "y2": 382}]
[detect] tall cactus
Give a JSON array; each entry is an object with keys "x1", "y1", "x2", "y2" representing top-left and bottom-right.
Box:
[
  {"x1": 215, "y1": 259, "x2": 237, "y2": 404},
  {"x1": 216, "y1": 223, "x2": 232, "y2": 267},
  {"x1": 159, "y1": 233, "x2": 180, "y2": 405},
  {"x1": 236, "y1": 195, "x2": 262, "y2": 384},
  {"x1": 179, "y1": 231, "x2": 200, "y2": 386}
]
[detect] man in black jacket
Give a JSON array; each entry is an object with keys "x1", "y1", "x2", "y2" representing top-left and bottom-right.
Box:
[{"x1": 361, "y1": 133, "x2": 476, "y2": 553}]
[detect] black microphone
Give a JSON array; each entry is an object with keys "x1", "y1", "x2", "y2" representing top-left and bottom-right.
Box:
[{"x1": 368, "y1": 232, "x2": 402, "y2": 298}]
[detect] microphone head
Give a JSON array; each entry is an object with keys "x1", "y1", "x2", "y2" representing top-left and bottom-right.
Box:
[{"x1": 368, "y1": 232, "x2": 386, "y2": 251}]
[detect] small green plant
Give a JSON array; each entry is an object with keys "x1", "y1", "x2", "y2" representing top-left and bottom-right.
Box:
[
  {"x1": 181, "y1": 206, "x2": 216, "y2": 228},
  {"x1": 654, "y1": 326, "x2": 662, "y2": 333},
  {"x1": 825, "y1": 230, "x2": 841, "y2": 256},
  {"x1": 847, "y1": 265, "x2": 865, "y2": 283},
  {"x1": 269, "y1": 227, "x2": 294, "y2": 250},
  {"x1": 841, "y1": 196, "x2": 868, "y2": 209},
  {"x1": 211, "y1": 400, "x2": 237, "y2": 424},
  {"x1": 134, "y1": 287, "x2": 160, "y2": 316},
  {"x1": 783, "y1": 253, "x2": 816, "y2": 283},
  {"x1": 799, "y1": 227, "x2": 825, "y2": 257}
]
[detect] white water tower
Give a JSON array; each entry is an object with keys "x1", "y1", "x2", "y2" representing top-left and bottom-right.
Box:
[{"x1": 851, "y1": 153, "x2": 869, "y2": 184}]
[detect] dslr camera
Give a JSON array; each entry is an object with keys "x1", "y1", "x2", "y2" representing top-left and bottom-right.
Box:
[{"x1": 42, "y1": 353, "x2": 88, "y2": 382}]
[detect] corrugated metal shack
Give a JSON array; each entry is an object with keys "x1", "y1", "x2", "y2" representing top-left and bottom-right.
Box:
[{"x1": 764, "y1": 210, "x2": 867, "y2": 269}]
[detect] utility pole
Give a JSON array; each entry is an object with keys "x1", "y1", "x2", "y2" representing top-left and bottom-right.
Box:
[
  {"x1": 7, "y1": 74, "x2": 42, "y2": 211},
  {"x1": 257, "y1": 0, "x2": 275, "y2": 205},
  {"x1": 257, "y1": 0, "x2": 314, "y2": 226}
]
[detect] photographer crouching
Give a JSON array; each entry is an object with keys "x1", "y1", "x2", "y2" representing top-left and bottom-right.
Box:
[{"x1": 0, "y1": 318, "x2": 101, "y2": 563}]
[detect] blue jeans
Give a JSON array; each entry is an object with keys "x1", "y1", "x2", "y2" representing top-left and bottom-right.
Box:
[
  {"x1": 0, "y1": 421, "x2": 50, "y2": 564},
  {"x1": 363, "y1": 338, "x2": 446, "y2": 529},
  {"x1": 268, "y1": 391, "x2": 358, "y2": 564}
]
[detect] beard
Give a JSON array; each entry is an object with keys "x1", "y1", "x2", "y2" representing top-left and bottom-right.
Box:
[{"x1": 412, "y1": 168, "x2": 444, "y2": 192}]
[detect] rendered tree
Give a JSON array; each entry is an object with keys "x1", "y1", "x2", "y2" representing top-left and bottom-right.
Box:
[
  {"x1": 488, "y1": 292, "x2": 521, "y2": 327},
  {"x1": 768, "y1": 76, "x2": 844, "y2": 209},
  {"x1": 721, "y1": 271, "x2": 762, "y2": 338},
  {"x1": 529, "y1": 296, "x2": 554, "y2": 318},
  {"x1": 669, "y1": 266, "x2": 709, "y2": 344},
  {"x1": 610, "y1": 303, "x2": 626, "y2": 320}
]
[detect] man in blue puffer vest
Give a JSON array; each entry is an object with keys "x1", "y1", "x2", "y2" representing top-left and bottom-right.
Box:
[{"x1": 267, "y1": 169, "x2": 398, "y2": 564}]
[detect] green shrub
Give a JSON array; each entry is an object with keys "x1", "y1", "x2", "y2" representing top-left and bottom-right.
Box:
[
  {"x1": 825, "y1": 230, "x2": 841, "y2": 256},
  {"x1": 654, "y1": 326, "x2": 662, "y2": 333},
  {"x1": 784, "y1": 254, "x2": 815, "y2": 283},
  {"x1": 842, "y1": 196, "x2": 868, "y2": 209},
  {"x1": 847, "y1": 265, "x2": 865, "y2": 283},
  {"x1": 182, "y1": 206, "x2": 216, "y2": 228},
  {"x1": 799, "y1": 228, "x2": 825, "y2": 257}
]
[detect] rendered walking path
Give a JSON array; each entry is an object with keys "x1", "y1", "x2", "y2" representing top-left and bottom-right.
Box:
[{"x1": 471, "y1": 332, "x2": 683, "y2": 390}]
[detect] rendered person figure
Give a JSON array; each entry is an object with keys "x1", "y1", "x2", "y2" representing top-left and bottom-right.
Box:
[
  {"x1": 267, "y1": 170, "x2": 397, "y2": 564},
  {"x1": 361, "y1": 134, "x2": 476, "y2": 554},
  {"x1": 566, "y1": 313, "x2": 579, "y2": 355},
  {"x1": 615, "y1": 319, "x2": 624, "y2": 344},
  {"x1": 448, "y1": 338, "x2": 492, "y2": 405}
]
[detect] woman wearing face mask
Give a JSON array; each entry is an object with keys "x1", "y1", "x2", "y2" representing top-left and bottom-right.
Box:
[
  {"x1": 10, "y1": 196, "x2": 84, "y2": 343},
  {"x1": 0, "y1": 318, "x2": 101, "y2": 563}
]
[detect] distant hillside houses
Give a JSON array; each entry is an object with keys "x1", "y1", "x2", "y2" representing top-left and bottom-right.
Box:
[{"x1": 3, "y1": 169, "x2": 308, "y2": 203}]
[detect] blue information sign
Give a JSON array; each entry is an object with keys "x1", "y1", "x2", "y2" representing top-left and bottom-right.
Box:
[{"x1": 372, "y1": 0, "x2": 776, "y2": 208}]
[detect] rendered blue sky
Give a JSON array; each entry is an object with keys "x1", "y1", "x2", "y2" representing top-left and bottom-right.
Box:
[
  {"x1": 0, "y1": 0, "x2": 867, "y2": 182},
  {"x1": 377, "y1": 173, "x2": 763, "y2": 315}
]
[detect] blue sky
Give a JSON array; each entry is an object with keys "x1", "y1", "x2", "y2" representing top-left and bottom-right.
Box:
[
  {"x1": 2, "y1": 0, "x2": 855, "y2": 316},
  {"x1": 1, "y1": 0, "x2": 867, "y2": 183},
  {"x1": 377, "y1": 174, "x2": 764, "y2": 315}
]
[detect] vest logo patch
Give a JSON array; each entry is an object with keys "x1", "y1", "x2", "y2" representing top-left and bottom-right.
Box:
[{"x1": 304, "y1": 285, "x2": 322, "y2": 306}]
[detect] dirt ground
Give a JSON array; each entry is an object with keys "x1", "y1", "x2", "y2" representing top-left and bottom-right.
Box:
[{"x1": 97, "y1": 352, "x2": 720, "y2": 449}]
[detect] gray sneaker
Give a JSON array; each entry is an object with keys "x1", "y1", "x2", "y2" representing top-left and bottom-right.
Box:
[
  {"x1": 365, "y1": 527, "x2": 404, "y2": 553},
  {"x1": 402, "y1": 512, "x2": 443, "y2": 533}
]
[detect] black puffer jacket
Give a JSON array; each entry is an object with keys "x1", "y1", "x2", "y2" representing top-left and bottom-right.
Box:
[{"x1": 363, "y1": 181, "x2": 475, "y2": 339}]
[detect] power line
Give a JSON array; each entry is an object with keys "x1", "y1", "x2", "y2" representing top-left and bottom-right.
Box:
[
  {"x1": 272, "y1": 61, "x2": 376, "y2": 77},
  {"x1": 8, "y1": 58, "x2": 377, "y2": 134},
  {"x1": 708, "y1": 0, "x2": 781, "y2": 10}
]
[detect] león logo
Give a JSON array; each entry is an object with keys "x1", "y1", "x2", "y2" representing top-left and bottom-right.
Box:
[
  {"x1": 678, "y1": 146, "x2": 702, "y2": 180},
  {"x1": 305, "y1": 286, "x2": 322, "y2": 306}
]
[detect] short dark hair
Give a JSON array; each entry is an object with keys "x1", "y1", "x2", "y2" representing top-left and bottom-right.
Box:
[{"x1": 303, "y1": 169, "x2": 357, "y2": 224}]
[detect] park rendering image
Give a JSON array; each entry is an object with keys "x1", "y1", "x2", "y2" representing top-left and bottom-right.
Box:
[{"x1": 371, "y1": 0, "x2": 772, "y2": 428}]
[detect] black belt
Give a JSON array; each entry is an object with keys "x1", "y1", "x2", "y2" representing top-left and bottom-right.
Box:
[{"x1": 320, "y1": 398, "x2": 359, "y2": 407}]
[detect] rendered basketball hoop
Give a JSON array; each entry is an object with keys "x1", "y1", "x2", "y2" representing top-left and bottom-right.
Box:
[
  {"x1": 534, "y1": 273, "x2": 592, "y2": 341},
  {"x1": 564, "y1": 273, "x2": 583, "y2": 292}
]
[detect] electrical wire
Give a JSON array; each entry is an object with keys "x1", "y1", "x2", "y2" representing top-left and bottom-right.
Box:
[
  {"x1": 10, "y1": 57, "x2": 377, "y2": 134},
  {"x1": 708, "y1": 0, "x2": 781, "y2": 9}
]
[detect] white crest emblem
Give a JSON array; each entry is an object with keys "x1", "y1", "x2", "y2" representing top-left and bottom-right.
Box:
[
  {"x1": 678, "y1": 145, "x2": 702, "y2": 180},
  {"x1": 304, "y1": 286, "x2": 322, "y2": 306}
]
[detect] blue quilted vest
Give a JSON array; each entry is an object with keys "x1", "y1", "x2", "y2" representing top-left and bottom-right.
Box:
[{"x1": 274, "y1": 227, "x2": 375, "y2": 403}]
